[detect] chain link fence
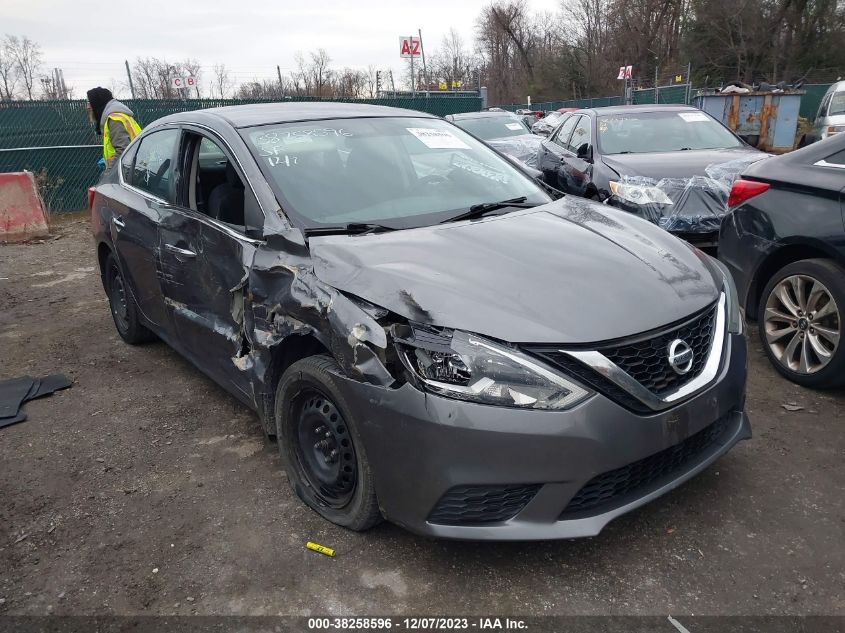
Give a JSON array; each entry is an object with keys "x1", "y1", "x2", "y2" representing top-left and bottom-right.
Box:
[
  {"x1": 497, "y1": 82, "x2": 832, "y2": 117},
  {"x1": 0, "y1": 95, "x2": 483, "y2": 213}
]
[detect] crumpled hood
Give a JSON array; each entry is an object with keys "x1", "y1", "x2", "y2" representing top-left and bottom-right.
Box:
[
  {"x1": 601, "y1": 148, "x2": 763, "y2": 179},
  {"x1": 309, "y1": 197, "x2": 721, "y2": 344}
]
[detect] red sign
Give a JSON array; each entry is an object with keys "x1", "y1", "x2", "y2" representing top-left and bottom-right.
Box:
[{"x1": 399, "y1": 37, "x2": 421, "y2": 58}]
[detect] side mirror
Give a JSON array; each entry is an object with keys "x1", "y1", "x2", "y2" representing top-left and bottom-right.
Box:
[{"x1": 577, "y1": 144, "x2": 593, "y2": 162}]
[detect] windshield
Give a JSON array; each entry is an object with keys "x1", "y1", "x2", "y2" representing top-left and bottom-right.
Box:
[
  {"x1": 451, "y1": 115, "x2": 531, "y2": 140},
  {"x1": 829, "y1": 92, "x2": 845, "y2": 116},
  {"x1": 244, "y1": 117, "x2": 549, "y2": 230},
  {"x1": 597, "y1": 110, "x2": 744, "y2": 154}
]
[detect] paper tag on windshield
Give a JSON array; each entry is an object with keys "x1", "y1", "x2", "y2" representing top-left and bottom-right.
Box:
[
  {"x1": 407, "y1": 127, "x2": 470, "y2": 149},
  {"x1": 505, "y1": 122, "x2": 524, "y2": 130},
  {"x1": 678, "y1": 112, "x2": 709, "y2": 122}
]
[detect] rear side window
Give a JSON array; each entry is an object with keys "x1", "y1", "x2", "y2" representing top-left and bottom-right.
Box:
[
  {"x1": 829, "y1": 92, "x2": 845, "y2": 117},
  {"x1": 120, "y1": 141, "x2": 139, "y2": 183},
  {"x1": 131, "y1": 129, "x2": 179, "y2": 201}
]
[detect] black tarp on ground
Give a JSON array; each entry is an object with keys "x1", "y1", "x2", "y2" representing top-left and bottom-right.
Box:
[{"x1": 0, "y1": 374, "x2": 72, "y2": 429}]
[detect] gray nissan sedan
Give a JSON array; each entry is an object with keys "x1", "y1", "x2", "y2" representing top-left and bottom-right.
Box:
[{"x1": 90, "y1": 103, "x2": 750, "y2": 540}]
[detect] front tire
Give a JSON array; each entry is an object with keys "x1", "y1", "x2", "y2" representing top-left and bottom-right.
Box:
[
  {"x1": 758, "y1": 259, "x2": 844, "y2": 388},
  {"x1": 274, "y1": 355, "x2": 382, "y2": 531},
  {"x1": 103, "y1": 253, "x2": 155, "y2": 345}
]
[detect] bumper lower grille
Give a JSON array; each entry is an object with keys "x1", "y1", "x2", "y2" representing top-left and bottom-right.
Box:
[
  {"x1": 428, "y1": 484, "x2": 541, "y2": 525},
  {"x1": 560, "y1": 415, "x2": 731, "y2": 519},
  {"x1": 600, "y1": 303, "x2": 717, "y2": 396}
]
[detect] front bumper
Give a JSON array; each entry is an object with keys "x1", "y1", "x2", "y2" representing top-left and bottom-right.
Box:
[{"x1": 332, "y1": 333, "x2": 749, "y2": 540}]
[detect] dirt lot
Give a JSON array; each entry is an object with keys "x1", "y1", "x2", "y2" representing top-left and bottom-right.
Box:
[{"x1": 0, "y1": 216, "x2": 843, "y2": 617}]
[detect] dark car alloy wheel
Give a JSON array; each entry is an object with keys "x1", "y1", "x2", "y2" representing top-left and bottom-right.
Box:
[
  {"x1": 763, "y1": 274, "x2": 840, "y2": 374},
  {"x1": 292, "y1": 388, "x2": 358, "y2": 508}
]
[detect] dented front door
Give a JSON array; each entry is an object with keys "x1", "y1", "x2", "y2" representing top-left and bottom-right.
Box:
[{"x1": 158, "y1": 211, "x2": 253, "y2": 399}]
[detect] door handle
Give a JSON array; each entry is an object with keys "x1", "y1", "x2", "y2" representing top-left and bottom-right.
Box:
[
  {"x1": 112, "y1": 216, "x2": 125, "y2": 230},
  {"x1": 164, "y1": 243, "x2": 197, "y2": 259}
]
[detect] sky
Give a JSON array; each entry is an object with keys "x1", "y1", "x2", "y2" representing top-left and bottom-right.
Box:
[{"x1": 3, "y1": 0, "x2": 561, "y2": 98}]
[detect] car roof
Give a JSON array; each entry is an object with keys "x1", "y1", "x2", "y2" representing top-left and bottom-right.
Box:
[
  {"x1": 447, "y1": 111, "x2": 517, "y2": 121},
  {"x1": 580, "y1": 104, "x2": 700, "y2": 116},
  {"x1": 153, "y1": 101, "x2": 437, "y2": 129}
]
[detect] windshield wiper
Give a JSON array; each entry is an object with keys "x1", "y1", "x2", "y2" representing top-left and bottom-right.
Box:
[
  {"x1": 440, "y1": 196, "x2": 536, "y2": 224},
  {"x1": 304, "y1": 222, "x2": 398, "y2": 236}
]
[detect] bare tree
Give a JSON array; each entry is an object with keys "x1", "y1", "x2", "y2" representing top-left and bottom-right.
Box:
[
  {"x1": 211, "y1": 63, "x2": 232, "y2": 99},
  {"x1": 0, "y1": 37, "x2": 18, "y2": 100},
  {"x1": 6, "y1": 35, "x2": 41, "y2": 100},
  {"x1": 180, "y1": 58, "x2": 202, "y2": 97},
  {"x1": 310, "y1": 48, "x2": 333, "y2": 96}
]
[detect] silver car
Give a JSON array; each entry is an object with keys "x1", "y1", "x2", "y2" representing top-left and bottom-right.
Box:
[{"x1": 803, "y1": 80, "x2": 845, "y2": 146}]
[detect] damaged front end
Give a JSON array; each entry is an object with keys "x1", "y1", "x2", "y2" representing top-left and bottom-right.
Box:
[{"x1": 607, "y1": 154, "x2": 770, "y2": 239}]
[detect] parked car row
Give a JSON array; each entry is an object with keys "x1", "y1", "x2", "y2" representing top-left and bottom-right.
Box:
[{"x1": 466, "y1": 103, "x2": 844, "y2": 390}]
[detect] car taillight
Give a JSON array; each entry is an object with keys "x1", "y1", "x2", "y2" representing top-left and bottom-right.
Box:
[
  {"x1": 88, "y1": 187, "x2": 96, "y2": 210},
  {"x1": 728, "y1": 179, "x2": 770, "y2": 208}
]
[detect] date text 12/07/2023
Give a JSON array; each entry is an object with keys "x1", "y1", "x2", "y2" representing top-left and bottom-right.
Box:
[{"x1": 306, "y1": 617, "x2": 529, "y2": 631}]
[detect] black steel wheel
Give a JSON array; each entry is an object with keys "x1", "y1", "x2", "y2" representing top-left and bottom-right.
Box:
[
  {"x1": 103, "y1": 252, "x2": 155, "y2": 345},
  {"x1": 293, "y1": 389, "x2": 358, "y2": 508},
  {"x1": 275, "y1": 354, "x2": 382, "y2": 531}
]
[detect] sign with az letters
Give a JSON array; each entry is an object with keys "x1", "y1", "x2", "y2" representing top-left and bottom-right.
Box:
[{"x1": 399, "y1": 37, "x2": 421, "y2": 58}]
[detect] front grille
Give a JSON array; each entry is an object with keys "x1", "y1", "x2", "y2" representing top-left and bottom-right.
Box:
[
  {"x1": 428, "y1": 484, "x2": 541, "y2": 525},
  {"x1": 600, "y1": 303, "x2": 717, "y2": 396},
  {"x1": 559, "y1": 415, "x2": 731, "y2": 519}
]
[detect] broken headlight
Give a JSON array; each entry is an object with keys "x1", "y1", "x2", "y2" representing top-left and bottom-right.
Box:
[
  {"x1": 609, "y1": 181, "x2": 674, "y2": 205},
  {"x1": 396, "y1": 329, "x2": 591, "y2": 410}
]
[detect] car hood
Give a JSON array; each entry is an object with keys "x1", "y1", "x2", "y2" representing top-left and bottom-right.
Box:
[
  {"x1": 308, "y1": 197, "x2": 721, "y2": 344},
  {"x1": 601, "y1": 147, "x2": 763, "y2": 179}
]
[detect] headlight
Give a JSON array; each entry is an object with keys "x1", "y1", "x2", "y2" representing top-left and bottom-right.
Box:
[
  {"x1": 396, "y1": 328, "x2": 591, "y2": 410},
  {"x1": 709, "y1": 258, "x2": 743, "y2": 334},
  {"x1": 609, "y1": 181, "x2": 674, "y2": 205}
]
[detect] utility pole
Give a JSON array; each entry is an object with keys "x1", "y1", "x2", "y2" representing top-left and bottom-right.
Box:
[
  {"x1": 125, "y1": 60, "x2": 136, "y2": 100},
  {"x1": 685, "y1": 61, "x2": 692, "y2": 104},
  {"x1": 654, "y1": 65, "x2": 659, "y2": 104},
  {"x1": 418, "y1": 28, "x2": 428, "y2": 97},
  {"x1": 389, "y1": 70, "x2": 396, "y2": 97},
  {"x1": 277, "y1": 65, "x2": 283, "y2": 95},
  {"x1": 376, "y1": 70, "x2": 381, "y2": 97},
  {"x1": 410, "y1": 52, "x2": 415, "y2": 96}
]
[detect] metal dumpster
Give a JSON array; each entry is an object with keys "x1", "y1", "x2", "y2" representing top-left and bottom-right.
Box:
[{"x1": 694, "y1": 91, "x2": 804, "y2": 153}]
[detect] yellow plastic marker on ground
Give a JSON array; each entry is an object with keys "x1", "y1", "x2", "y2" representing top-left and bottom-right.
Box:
[{"x1": 306, "y1": 541, "x2": 335, "y2": 557}]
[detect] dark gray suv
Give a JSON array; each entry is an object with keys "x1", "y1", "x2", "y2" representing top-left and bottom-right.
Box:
[{"x1": 90, "y1": 103, "x2": 749, "y2": 540}]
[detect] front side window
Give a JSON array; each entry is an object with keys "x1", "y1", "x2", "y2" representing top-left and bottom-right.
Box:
[
  {"x1": 566, "y1": 116, "x2": 591, "y2": 155},
  {"x1": 451, "y1": 116, "x2": 530, "y2": 140},
  {"x1": 551, "y1": 115, "x2": 577, "y2": 148},
  {"x1": 243, "y1": 117, "x2": 549, "y2": 230},
  {"x1": 597, "y1": 111, "x2": 744, "y2": 154},
  {"x1": 131, "y1": 128, "x2": 179, "y2": 201}
]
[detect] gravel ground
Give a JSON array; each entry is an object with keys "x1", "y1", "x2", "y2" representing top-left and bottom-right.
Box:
[{"x1": 0, "y1": 216, "x2": 842, "y2": 617}]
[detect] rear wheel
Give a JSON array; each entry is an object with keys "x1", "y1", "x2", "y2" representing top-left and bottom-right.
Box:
[
  {"x1": 758, "y1": 259, "x2": 844, "y2": 388},
  {"x1": 104, "y1": 253, "x2": 155, "y2": 344},
  {"x1": 275, "y1": 355, "x2": 382, "y2": 530}
]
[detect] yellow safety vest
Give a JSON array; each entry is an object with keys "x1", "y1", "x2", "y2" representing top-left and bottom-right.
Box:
[{"x1": 102, "y1": 112, "x2": 142, "y2": 162}]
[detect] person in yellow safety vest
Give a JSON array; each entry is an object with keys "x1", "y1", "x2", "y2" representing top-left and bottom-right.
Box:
[{"x1": 86, "y1": 87, "x2": 142, "y2": 169}]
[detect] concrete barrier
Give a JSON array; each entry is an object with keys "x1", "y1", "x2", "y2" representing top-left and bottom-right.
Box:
[{"x1": 0, "y1": 171, "x2": 49, "y2": 243}]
